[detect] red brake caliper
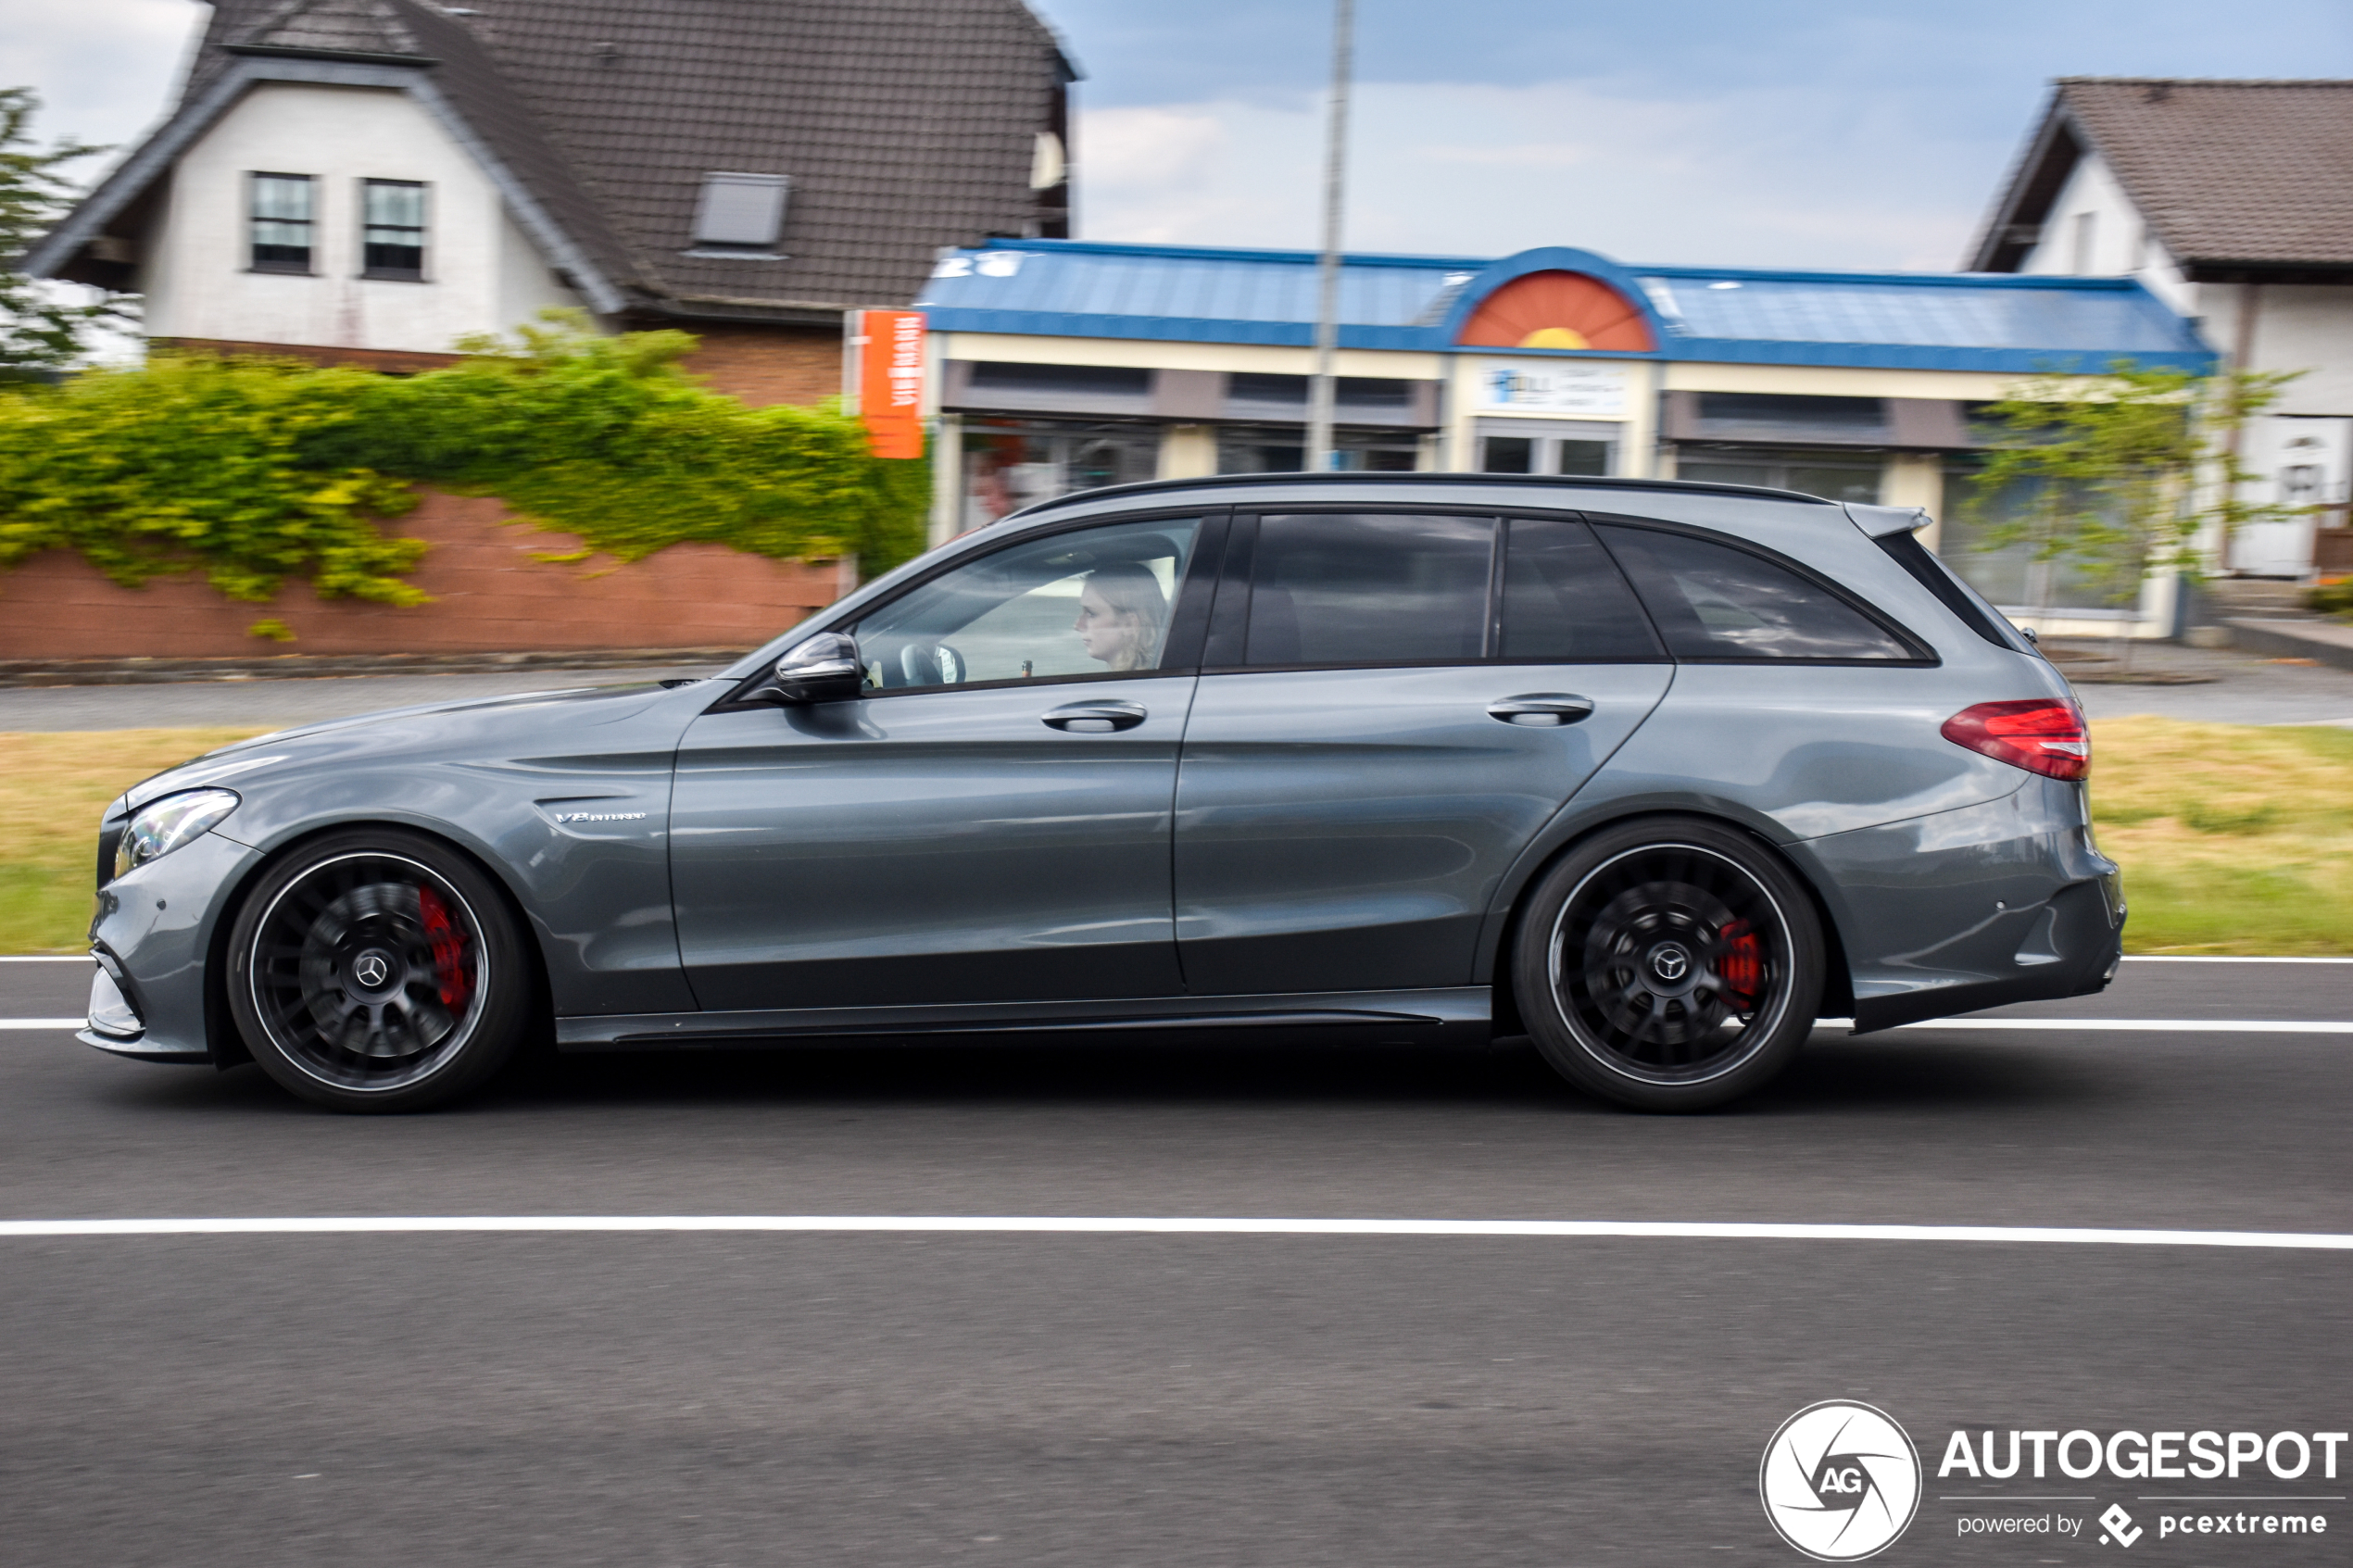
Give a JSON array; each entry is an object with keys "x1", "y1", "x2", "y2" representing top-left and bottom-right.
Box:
[
  {"x1": 1718, "y1": 919, "x2": 1762, "y2": 1009},
  {"x1": 417, "y1": 885, "x2": 472, "y2": 1010}
]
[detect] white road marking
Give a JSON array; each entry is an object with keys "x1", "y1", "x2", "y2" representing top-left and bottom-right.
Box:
[
  {"x1": 0, "y1": 957, "x2": 91, "y2": 963},
  {"x1": 9, "y1": 1016, "x2": 2352, "y2": 1034},
  {"x1": 0, "y1": 1216, "x2": 2348, "y2": 1248},
  {"x1": 2123, "y1": 955, "x2": 2353, "y2": 965},
  {"x1": 1879, "y1": 1019, "x2": 2352, "y2": 1034}
]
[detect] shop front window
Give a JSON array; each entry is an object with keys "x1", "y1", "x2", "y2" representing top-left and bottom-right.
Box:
[
  {"x1": 1937, "y1": 455, "x2": 2113, "y2": 611},
  {"x1": 1217, "y1": 427, "x2": 1421, "y2": 475},
  {"x1": 1673, "y1": 445, "x2": 1883, "y2": 506},
  {"x1": 960, "y1": 420, "x2": 1160, "y2": 533},
  {"x1": 1478, "y1": 434, "x2": 1611, "y2": 476}
]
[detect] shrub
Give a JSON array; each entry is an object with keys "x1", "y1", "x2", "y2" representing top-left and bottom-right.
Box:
[{"x1": 0, "y1": 313, "x2": 928, "y2": 617}]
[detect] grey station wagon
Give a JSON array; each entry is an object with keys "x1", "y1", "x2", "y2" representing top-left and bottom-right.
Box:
[{"x1": 82, "y1": 473, "x2": 2121, "y2": 1112}]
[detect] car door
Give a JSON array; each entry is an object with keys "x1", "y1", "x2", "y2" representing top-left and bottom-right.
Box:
[
  {"x1": 671, "y1": 513, "x2": 1217, "y2": 1011},
  {"x1": 1172, "y1": 510, "x2": 1673, "y2": 996}
]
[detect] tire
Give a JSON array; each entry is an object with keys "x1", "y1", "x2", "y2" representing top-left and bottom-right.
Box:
[
  {"x1": 1513, "y1": 817, "x2": 1825, "y2": 1112},
  {"x1": 225, "y1": 828, "x2": 533, "y2": 1112}
]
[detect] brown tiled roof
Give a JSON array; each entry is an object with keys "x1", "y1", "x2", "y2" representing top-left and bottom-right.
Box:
[
  {"x1": 41, "y1": 0, "x2": 1071, "y2": 319},
  {"x1": 1970, "y1": 77, "x2": 2353, "y2": 275}
]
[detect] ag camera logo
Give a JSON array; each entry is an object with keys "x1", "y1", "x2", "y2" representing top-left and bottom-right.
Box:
[{"x1": 1761, "y1": 1401, "x2": 1923, "y2": 1561}]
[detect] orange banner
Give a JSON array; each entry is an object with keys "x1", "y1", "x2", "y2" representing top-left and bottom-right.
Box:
[{"x1": 851, "y1": 309, "x2": 926, "y2": 459}]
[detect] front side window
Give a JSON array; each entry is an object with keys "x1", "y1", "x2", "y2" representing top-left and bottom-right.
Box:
[
  {"x1": 1244, "y1": 513, "x2": 1492, "y2": 667},
  {"x1": 250, "y1": 173, "x2": 315, "y2": 273},
  {"x1": 1594, "y1": 524, "x2": 1917, "y2": 661},
  {"x1": 853, "y1": 518, "x2": 1202, "y2": 692},
  {"x1": 361, "y1": 180, "x2": 427, "y2": 280}
]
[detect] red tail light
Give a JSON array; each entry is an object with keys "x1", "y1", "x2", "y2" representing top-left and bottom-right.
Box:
[{"x1": 1941, "y1": 699, "x2": 2091, "y2": 781}]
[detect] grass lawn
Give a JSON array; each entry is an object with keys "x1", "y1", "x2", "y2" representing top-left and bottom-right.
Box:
[
  {"x1": 1, "y1": 719, "x2": 2347, "y2": 957},
  {"x1": 0, "y1": 728, "x2": 272, "y2": 955}
]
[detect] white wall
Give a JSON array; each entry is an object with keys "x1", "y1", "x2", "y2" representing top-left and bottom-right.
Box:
[
  {"x1": 2015, "y1": 147, "x2": 2195, "y2": 314},
  {"x1": 142, "y1": 82, "x2": 582, "y2": 353}
]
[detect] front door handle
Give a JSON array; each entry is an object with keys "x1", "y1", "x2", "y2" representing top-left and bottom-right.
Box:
[
  {"x1": 1043, "y1": 700, "x2": 1148, "y2": 734},
  {"x1": 1487, "y1": 693, "x2": 1594, "y2": 727}
]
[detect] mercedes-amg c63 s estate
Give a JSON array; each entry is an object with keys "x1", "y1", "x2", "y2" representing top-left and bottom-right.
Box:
[{"x1": 81, "y1": 473, "x2": 2121, "y2": 1112}]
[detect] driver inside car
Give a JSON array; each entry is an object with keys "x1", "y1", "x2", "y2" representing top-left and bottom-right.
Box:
[{"x1": 1071, "y1": 563, "x2": 1168, "y2": 672}]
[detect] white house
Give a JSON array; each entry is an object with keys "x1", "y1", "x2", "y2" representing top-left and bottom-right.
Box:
[
  {"x1": 30, "y1": 0, "x2": 1075, "y2": 395},
  {"x1": 1970, "y1": 77, "x2": 2353, "y2": 581}
]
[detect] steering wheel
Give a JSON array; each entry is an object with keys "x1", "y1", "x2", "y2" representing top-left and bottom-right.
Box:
[{"x1": 898, "y1": 642, "x2": 967, "y2": 687}]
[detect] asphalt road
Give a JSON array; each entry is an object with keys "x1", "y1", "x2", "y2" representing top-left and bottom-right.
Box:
[{"x1": 2, "y1": 958, "x2": 2347, "y2": 1565}]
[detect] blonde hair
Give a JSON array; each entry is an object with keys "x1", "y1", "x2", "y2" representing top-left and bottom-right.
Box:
[{"x1": 1085, "y1": 562, "x2": 1169, "y2": 671}]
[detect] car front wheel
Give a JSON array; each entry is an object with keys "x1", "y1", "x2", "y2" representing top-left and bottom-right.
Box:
[
  {"x1": 1514, "y1": 817, "x2": 1824, "y2": 1112},
  {"x1": 226, "y1": 828, "x2": 532, "y2": 1112}
]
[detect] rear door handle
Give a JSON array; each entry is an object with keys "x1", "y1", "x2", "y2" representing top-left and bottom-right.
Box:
[
  {"x1": 1043, "y1": 700, "x2": 1148, "y2": 734},
  {"x1": 1487, "y1": 693, "x2": 1594, "y2": 726}
]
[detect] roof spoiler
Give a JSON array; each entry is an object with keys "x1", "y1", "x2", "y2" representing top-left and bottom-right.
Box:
[{"x1": 1843, "y1": 503, "x2": 1931, "y2": 538}]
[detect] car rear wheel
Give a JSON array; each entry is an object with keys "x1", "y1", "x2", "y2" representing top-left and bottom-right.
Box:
[
  {"x1": 226, "y1": 829, "x2": 532, "y2": 1112},
  {"x1": 1514, "y1": 817, "x2": 1824, "y2": 1112}
]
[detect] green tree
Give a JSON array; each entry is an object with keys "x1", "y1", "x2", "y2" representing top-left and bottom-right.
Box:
[
  {"x1": 0, "y1": 87, "x2": 134, "y2": 377},
  {"x1": 1969, "y1": 360, "x2": 2299, "y2": 663}
]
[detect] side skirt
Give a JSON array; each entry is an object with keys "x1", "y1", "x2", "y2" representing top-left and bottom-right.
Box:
[{"x1": 556, "y1": 986, "x2": 1494, "y2": 1051}]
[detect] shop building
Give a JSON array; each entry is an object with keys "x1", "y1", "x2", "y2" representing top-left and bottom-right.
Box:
[{"x1": 915, "y1": 239, "x2": 2209, "y2": 631}]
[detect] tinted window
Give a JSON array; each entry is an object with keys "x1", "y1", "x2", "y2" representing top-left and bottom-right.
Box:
[
  {"x1": 1874, "y1": 530, "x2": 2029, "y2": 652},
  {"x1": 1595, "y1": 524, "x2": 1915, "y2": 661},
  {"x1": 1499, "y1": 518, "x2": 1664, "y2": 660},
  {"x1": 854, "y1": 518, "x2": 1202, "y2": 689},
  {"x1": 1246, "y1": 513, "x2": 1492, "y2": 666}
]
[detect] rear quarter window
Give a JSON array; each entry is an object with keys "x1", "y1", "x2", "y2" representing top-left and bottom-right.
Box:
[{"x1": 1594, "y1": 523, "x2": 1921, "y2": 662}]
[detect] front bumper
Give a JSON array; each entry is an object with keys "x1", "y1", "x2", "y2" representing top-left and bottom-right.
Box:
[{"x1": 82, "y1": 832, "x2": 263, "y2": 1065}]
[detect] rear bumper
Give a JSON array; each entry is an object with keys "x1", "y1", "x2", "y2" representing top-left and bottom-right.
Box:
[{"x1": 1791, "y1": 777, "x2": 2124, "y2": 1035}]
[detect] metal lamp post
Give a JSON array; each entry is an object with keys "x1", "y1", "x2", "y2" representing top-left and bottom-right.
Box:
[{"x1": 1304, "y1": 0, "x2": 1354, "y2": 473}]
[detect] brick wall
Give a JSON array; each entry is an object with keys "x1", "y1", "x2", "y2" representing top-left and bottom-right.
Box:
[
  {"x1": 677, "y1": 325, "x2": 842, "y2": 408},
  {"x1": 162, "y1": 325, "x2": 846, "y2": 408},
  {"x1": 152, "y1": 338, "x2": 467, "y2": 374},
  {"x1": 0, "y1": 488, "x2": 842, "y2": 660}
]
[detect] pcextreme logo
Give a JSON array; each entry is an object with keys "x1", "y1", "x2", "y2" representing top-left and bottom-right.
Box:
[{"x1": 1760, "y1": 1401, "x2": 1924, "y2": 1562}]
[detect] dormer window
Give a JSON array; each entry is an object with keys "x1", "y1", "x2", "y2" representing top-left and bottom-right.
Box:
[
  {"x1": 688, "y1": 171, "x2": 789, "y2": 257},
  {"x1": 362, "y1": 180, "x2": 428, "y2": 281},
  {"x1": 250, "y1": 173, "x2": 315, "y2": 274}
]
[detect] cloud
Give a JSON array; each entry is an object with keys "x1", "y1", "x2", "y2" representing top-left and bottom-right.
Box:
[
  {"x1": 1077, "y1": 77, "x2": 1988, "y2": 270},
  {"x1": 0, "y1": 0, "x2": 197, "y2": 166}
]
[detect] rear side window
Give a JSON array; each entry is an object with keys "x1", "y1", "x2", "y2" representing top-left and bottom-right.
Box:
[
  {"x1": 1874, "y1": 529, "x2": 2031, "y2": 652},
  {"x1": 1246, "y1": 513, "x2": 1492, "y2": 666},
  {"x1": 1499, "y1": 517, "x2": 1665, "y2": 660},
  {"x1": 1595, "y1": 523, "x2": 1919, "y2": 662}
]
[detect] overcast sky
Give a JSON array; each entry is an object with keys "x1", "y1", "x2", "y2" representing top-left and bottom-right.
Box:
[{"x1": 12, "y1": 0, "x2": 2353, "y2": 272}]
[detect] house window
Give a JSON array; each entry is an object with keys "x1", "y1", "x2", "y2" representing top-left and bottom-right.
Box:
[
  {"x1": 689, "y1": 171, "x2": 790, "y2": 256},
  {"x1": 249, "y1": 173, "x2": 315, "y2": 273},
  {"x1": 2071, "y1": 211, "x2": 2097, "y2": 273},
  {"x1": 361, "y1": 180, "x2": 428, "y2": 280}
]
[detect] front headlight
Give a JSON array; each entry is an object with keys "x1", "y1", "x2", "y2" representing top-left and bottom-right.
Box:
[{"x1": 112, "y1": 788, "x2": 241, "y2": 882}]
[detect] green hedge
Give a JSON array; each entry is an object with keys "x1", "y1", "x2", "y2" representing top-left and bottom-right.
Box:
[{"x1": 0, "y1": 314, "x2": 928, "y2": 627}]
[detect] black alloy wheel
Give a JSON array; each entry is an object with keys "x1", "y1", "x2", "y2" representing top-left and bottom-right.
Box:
[
  {"x1": 227, "y1": 828, "x2": 532, "y2": 1111},
  {"x1": 1514, "y1": 817, "x2": 1824, "y2": 1111}
]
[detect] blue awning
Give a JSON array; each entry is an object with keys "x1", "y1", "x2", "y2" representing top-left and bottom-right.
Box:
[{"x1": 914, "y1": 240, "x2": 2214, "y2": 374}]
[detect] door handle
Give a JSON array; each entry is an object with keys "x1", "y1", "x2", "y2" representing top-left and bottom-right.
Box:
[
  {"x1": 1487, "y1": 693, "x2": 1594, "y2": 727},
  {"x1": 1043, "y1": 700, "x2": 1148, "y2": 734}
]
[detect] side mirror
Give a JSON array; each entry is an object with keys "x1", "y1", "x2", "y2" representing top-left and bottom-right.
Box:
[{"x1": 762, "y1": 633, "x2": 864, "y2": 706}]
